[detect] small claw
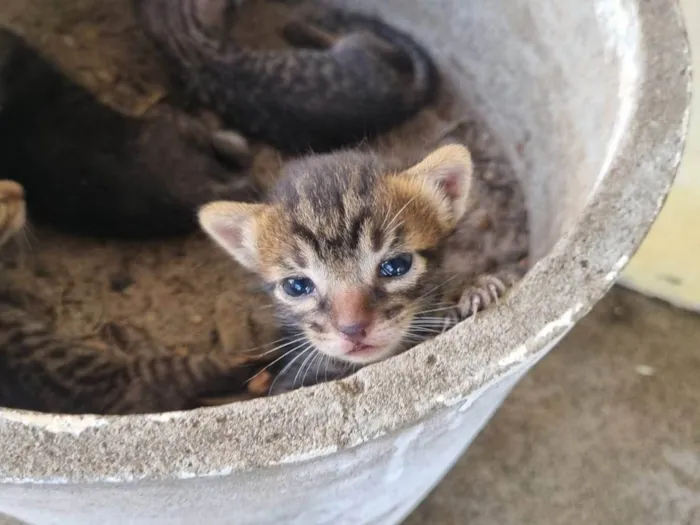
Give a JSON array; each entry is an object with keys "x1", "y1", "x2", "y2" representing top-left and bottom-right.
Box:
[
  {"x1": 487, "y1": 282, "x2": 499, "y2": 302},
  {"x1": 458, "y1": 290, "x2": 483, "y2": 320},
  {"x1": 443, "y1": 312, "x2": 458, "y2": 332},
  {"x1": 457, "y1": 273, "x2": 519, "y2": 320},
  {"x1": 486, "y1": 277, "x2": 508, "y2": 302},
  {"x1": 470, "y1": 293, "x2": 483, "y2": 316}
]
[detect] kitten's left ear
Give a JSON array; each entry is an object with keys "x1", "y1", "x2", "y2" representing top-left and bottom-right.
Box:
[
  {"x1": 405, "y1": 144, "x2": 474, "y2": 224},
  {"x1": 198, "y1": 201, "x2": 266, "y2": 271}
]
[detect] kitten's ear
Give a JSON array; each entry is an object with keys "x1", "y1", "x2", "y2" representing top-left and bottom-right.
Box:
[
  {"x1": 198, "y1": 201, "x2": 266, "y2": 271},
  {"x1": 405, "y1": 144, "x2": 474, "y2": 224}
]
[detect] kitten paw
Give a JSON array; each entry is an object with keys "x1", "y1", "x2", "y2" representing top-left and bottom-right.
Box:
[
  {"x1": 196, "y1": 365, "x2": 274, "y2": 406},
  {"x1": 166, "y1": 108, "x2": 253, "y2": 171},
  {"x1": 247, "y1": 369, "x2": 274, "y2": 396},
  {"x1": 209, "y1": 129, "x2": 252, "y2": 168},
  {"x1": 457, "y1": 273, "x2": 519, "y2": 320}
]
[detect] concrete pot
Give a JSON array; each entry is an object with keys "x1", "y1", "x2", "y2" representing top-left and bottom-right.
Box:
[{"x1": 0, "y1": 0, "x2": 691, "y2": 523}]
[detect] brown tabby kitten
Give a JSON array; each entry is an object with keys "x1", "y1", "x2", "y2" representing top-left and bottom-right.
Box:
[
  {"x1": 0, "y1": 180, "x2": 271, "y2": 414},
  {"x1": 199, "y1": 145, "x2": 521, "y2": 394},
  {"x1": 135, "y1": 0, "x2": 439, "y2": 152}
]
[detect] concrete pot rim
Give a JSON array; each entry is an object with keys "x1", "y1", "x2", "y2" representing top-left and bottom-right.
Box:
[{"x1": 0, "y1": 0, "x2": 692, "y2": 485}]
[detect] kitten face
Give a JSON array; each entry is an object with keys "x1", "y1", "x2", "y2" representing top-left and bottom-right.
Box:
[
  {"x1": 200, "y1": 145, "x2": 473, "y2": 365},
  {"x1": 0, "y1": 180, "x2": 26, "y2": 247}
]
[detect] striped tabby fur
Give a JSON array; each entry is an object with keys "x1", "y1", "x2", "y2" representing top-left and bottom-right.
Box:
[
  {"x1": 135, "y1": 0, "x2": 439, "y2": 152},
  {"x1": 0, "y1": 180, "x2": 268, "y2": 414}
]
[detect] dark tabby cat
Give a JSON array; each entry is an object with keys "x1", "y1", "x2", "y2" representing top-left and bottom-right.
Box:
[
  {"x1": 0, "y1": 27, "x2": 258, "y2": 238},
  {"x1": 0, "y1": 180, "x2": 272, "y2": 414},
  {"x1": 199, "y1": 144, "x2": 522, "y2": 394},
  {"x1": 135, "y1": 0, "x2": 440, "y2": 152}
]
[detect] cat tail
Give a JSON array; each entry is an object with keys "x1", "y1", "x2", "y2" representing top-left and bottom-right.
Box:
[{"x1": 134, "y1": 0, "x2": 224, "y2": 78}]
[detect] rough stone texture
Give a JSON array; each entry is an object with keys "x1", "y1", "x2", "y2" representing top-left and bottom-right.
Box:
[
  {"x1": 0, "y1": 0, "x2": 691, "y2": 523},
  {"x1": 406, "y1": 287, "x2": 700, "y2": 525}
]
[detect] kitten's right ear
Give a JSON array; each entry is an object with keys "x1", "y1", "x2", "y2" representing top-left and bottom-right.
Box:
[
  {"x1": 198, "y1": 201, "x2": 266, "y2": 271},
  {"x1": 405, "y1": 144, "x2": 474, "y2": 224}
]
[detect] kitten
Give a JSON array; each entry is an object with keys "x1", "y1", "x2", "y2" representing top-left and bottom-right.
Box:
[
  {"x1": 199, "y1": 144, "x2": 521, "y2": 394},
  {"x1": 0, "y1": 180, "x2": 272, "y2": 414},
  {"x1": 135, "y1": 0, "x2": 440, "y2": 153},
  {"x1": 0, "y1": 27, "x2": 258, "y2": 239}
]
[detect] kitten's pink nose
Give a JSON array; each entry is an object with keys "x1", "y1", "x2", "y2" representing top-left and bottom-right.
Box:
[
  {"x1": 332, "y1": 288, "x2": 373, "y2": 342},
  {"x1": 337, "y1": 321, "x2": 370, "y2": 341}
]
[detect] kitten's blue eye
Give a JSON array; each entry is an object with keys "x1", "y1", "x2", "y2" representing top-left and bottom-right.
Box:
[
  {"x1": 379, "y1": 253, "x2": 413, "y2": 278},
  {"x1": 281, "y1": 277, "x2": 316, "y2": 297}
]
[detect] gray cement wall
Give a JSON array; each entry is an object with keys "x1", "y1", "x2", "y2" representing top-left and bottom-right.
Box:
[{"x1": 0, "y1": 0, "x2": 691, "y2": 523}]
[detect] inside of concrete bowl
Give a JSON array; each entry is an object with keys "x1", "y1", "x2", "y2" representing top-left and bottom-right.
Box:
[
  {"x1": 0, "y1": 0, "x2": 689, "y2": 470},
  {"x1": 0, "y1": 0, "x2": 540, "y2": 413}
]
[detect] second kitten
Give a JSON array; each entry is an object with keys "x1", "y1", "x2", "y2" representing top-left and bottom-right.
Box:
[{"x1": 0, "y1": 27, "x2": 257, "y2": 239}]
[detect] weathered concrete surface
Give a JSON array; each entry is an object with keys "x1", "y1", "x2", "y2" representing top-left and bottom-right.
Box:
[
  {"x1": 406, "y1": 286, "x2": 700, "y2": 525},
  {"x1": 620, "y1": 0, "x2": 700, "y2": 313},
  {"x1": 0, "y1": 0, "x2": 691, "y2": 523}
]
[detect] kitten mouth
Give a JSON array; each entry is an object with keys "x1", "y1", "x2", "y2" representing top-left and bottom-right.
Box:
[{"x1": 346, "y1": 343, "x2": 376, "y2": 356}]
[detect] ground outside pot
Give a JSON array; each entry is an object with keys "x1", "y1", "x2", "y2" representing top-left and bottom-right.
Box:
[{"x1": 0, "y1": 0, "x2": 692, "y2": 524}]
